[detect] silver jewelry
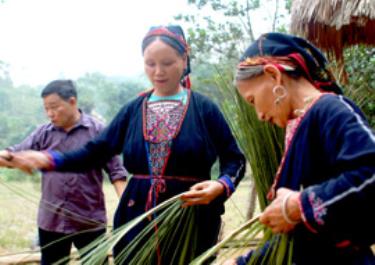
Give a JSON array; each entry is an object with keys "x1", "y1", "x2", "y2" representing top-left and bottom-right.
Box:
[
  {"x1": 293, "y1": 109, "x2": 305, "y2": 117},
  {"x1": 273, "y1": 85, "x2": 287, "y2": 105},
  {"x1": 281, "y1": 192, "x2": 298, "y2": 225},
  {"x1": 293, "y1": 95, "x2": 315, "y2": 117}
]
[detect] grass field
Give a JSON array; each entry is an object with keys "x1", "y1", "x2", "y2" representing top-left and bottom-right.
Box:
[{"x1": 0, "y1": 175, "x2": 254, "y2": 257}]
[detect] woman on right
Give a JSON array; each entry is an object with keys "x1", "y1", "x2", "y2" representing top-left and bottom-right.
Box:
[{"x1": 227, "y1": 32, "x2": 375, "y2": 265}]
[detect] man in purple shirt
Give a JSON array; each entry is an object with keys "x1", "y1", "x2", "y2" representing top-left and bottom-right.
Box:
[{"x1": 0, "y1": 80, "x2": 127, "y2": 264}]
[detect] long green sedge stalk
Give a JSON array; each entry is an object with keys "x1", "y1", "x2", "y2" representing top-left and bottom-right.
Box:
[
  {"x1": 190, "y1": 214, "x2": 261, "y2": 265},
  {"x1": 0, "y1": 176, "x2": 106, "y2": 227},
  {"x1": 78, "y1": 194, "x2": 184, "y2": 265}
]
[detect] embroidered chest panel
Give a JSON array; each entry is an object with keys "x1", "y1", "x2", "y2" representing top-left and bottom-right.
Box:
[
  {"x1": 146, "y1": 100, "x2": 185, "y2": 143},
  {"x1": 145, "y1": 100, "x2": 185, "y2": 176}
]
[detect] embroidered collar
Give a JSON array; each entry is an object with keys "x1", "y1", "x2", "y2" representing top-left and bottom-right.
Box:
[
  {"x1": 142, "y1": 89, "x2": 191, "y2": 141},
  {"x1": 267, "y1": 93, "x2": 330, "y2": 200}
]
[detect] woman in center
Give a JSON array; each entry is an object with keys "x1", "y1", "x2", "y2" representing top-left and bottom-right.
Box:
[
  {"x1": 111, "y1": 24, "x2": 246, "y2": 263},
  {"x1": 114, "y1": 24, "x2": 246, "y2": 264}
]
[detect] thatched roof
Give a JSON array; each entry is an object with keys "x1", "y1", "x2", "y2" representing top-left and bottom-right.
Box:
[{"x1": 290, "y1": 0, "x2": 375, "y2": 61}]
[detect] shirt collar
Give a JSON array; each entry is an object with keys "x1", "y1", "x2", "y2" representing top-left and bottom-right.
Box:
[{"x1": 48, "y1": 109, "x2": 92, "y2": 132}]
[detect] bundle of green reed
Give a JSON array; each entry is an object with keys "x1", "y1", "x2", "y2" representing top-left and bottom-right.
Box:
[
  {"x1": 189, "y1": 214, "x2": 294, "y2": 265},
  {"x1": 189, "y1": 214, "x2": 263, "y2": 265},
  {"x1": 61, "y1": 193, "x2": 199, "y2": 265},
  {"x1": 214, "y1": 67, "x2": 284, "y2": 209},
  {"x1": 188, "y1": 67, "x2": 294, "y2": 265}
]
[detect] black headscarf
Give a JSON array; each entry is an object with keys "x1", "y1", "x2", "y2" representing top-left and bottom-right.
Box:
[
  {"x1": 142, "y1": 25, "x2": 191, "y2": 88},
  {"x1": 240, "y1": 32, "x2": 343, "y2": 94}
]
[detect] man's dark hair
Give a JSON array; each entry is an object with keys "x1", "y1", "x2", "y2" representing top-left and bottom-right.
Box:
[{"x1": 41, "y1": 80, "x2": 77, "y2": 101}]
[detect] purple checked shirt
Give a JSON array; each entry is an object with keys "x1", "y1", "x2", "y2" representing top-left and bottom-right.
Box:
[{"x1": 8, "y1": 112, "x2": 127, "y2": 233}]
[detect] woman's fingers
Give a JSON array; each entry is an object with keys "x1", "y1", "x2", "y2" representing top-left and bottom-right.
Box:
[
  {"x1": 259, "y1": 188, "x2": 301, "y2": 234},
  {"x1": 222, "y1": 259, "x2": 237, "y2": 265},
  {"x1": 181, "y1": 190, "x2": 206, "y2": 199},
  {"x1": 9, "y1": 154, "x2": 38, "y2": 175},
  {"x1": 0, "y1": 158, "x2": 13, "y2": 168},
  {"x1": 180, "y1": 180, "x2": 225, "y2": 207},
  {"x1": 180, "y1": 190, "x2": 207, "y2": 207}
]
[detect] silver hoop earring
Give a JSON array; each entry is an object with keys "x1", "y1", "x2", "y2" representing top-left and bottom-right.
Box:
[{"x1": 273, "y1": 85, "x2": 287, "y2": 105}]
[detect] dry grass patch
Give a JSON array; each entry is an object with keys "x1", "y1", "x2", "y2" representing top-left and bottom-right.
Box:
[{"x1": 0, "y1": 177, "x2": 253, "y2": 258}]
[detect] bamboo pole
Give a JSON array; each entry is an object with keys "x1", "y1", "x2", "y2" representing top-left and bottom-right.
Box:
[{"x1": 0, "y1": 252, "x2": 40, "y2": 265}]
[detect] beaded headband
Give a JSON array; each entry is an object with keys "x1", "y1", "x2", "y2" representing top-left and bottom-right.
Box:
[{"x1": 143, "y1": 27, "x2": 189, "y2": 54}]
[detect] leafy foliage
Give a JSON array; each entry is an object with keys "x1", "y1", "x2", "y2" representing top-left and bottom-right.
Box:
[
  {"x1": 76, "y1": 72, "x2": 146, "y2": 121},
  {"x1": 341, "y1": 46, "x2": 375, "y2": 127},
  {"x1": 176, "y1": 0, "x2": 260, "y2": 64}
]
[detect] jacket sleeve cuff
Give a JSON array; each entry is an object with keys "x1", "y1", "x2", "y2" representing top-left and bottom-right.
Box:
[
  {"x1": 236, "y1": 250, "x2": 253, "y2": 265},
  {"x1": 45, "y1": 150, "x2": 64, "y2": 170},
  {"x1": 217, "y1": 175, "x2": 235, "y2": 198},
  {"x1": 299, "y1": 187, "x2": 324, "y2": 233},
  {"x1": 109, "y1": 171, "x2": 128, "y2": 183}
]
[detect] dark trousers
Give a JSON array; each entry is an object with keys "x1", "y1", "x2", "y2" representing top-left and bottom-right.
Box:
[{"x1": 38, "y1": 227, "x2": 106, "y2": 265}]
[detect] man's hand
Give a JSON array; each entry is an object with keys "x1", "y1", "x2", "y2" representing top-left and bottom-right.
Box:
[{"x1": 113, "y1": 179, "x2": 127, "y2": 198}]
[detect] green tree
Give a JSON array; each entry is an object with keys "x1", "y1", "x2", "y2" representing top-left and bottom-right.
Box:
[
  {"x1": 176, "y1": 0, "x2": 291, "y2": 63},
  {"x1": 76, "y1": 72, "x2": 146, "y2": 122},
  {"x1": 176, "y1": 0, "x2": 259, "y2": 64},
  {"x1": 342, "y1": 46, "x2": 375, "y2": 127},
  {"x1": 176, "y1": 0, "x2": 290, "y2": 104}
]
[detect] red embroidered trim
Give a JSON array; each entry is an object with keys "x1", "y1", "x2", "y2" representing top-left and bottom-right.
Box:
[
  {"x1": 288, "y1": 53, "x2": 314, "y2": 84},
  {"x1": 42, "y1": 151, "x2": 56, "y2": 170},
  {"x1": 135, "y1": 175, "x2": 201, "y2": 209},
  {"x1": 133, "y1": 174, "x2": 201, "y2": 182},
  {"x1": 138, "y1": 88, "x2": 153, "y2": 97},
  {"x1": 183, "y1": 75, "x2": 191, "y2": 89},
  {"x1": 267, "y1": 93, "x2": 329, "y2": 200},
  {"x1": 146, "y1": 177, "x2": 166, "y2": 211},
  {"x1": 238, "y1": 53, "x2": 333, "y2": 91},
  {"x1": 142, "y1": 89, "x2": 191, "y2": 141},
  {"x1": 298, "y1": 192, "x2": 318, "y2": 234},
  {"x1": 144, "y1": 27, "x2": 189, "y2": 52},
  {"x1": 217, "y1": 179, "x2": 231, "y2": 197},
  {"x1": 238, "y1": 55, "x2": 297, "y2": 69},
  {"x1": 336, "y1": 240, "x2": 351, "y2": 248}
]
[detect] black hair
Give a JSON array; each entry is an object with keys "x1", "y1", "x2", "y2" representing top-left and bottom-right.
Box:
[{"x1": 41, "y1": 80, "x2": 77, "y2": 101}]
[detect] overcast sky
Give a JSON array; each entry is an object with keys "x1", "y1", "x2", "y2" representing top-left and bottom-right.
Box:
[
  {"x1": 0, "y1": 0, "x2": 193, "y2": 85},
  {"x1": 0, "y1": 0, "x2": 288, "y2": 86}
]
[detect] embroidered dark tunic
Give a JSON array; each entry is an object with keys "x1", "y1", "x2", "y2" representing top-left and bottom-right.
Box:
[
  {"x1": 238, "y1": 94, "x2": 375, "y2": 265},
  {"x1": 53, "y1": 90, "x2": 246, "y2": 263}
]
